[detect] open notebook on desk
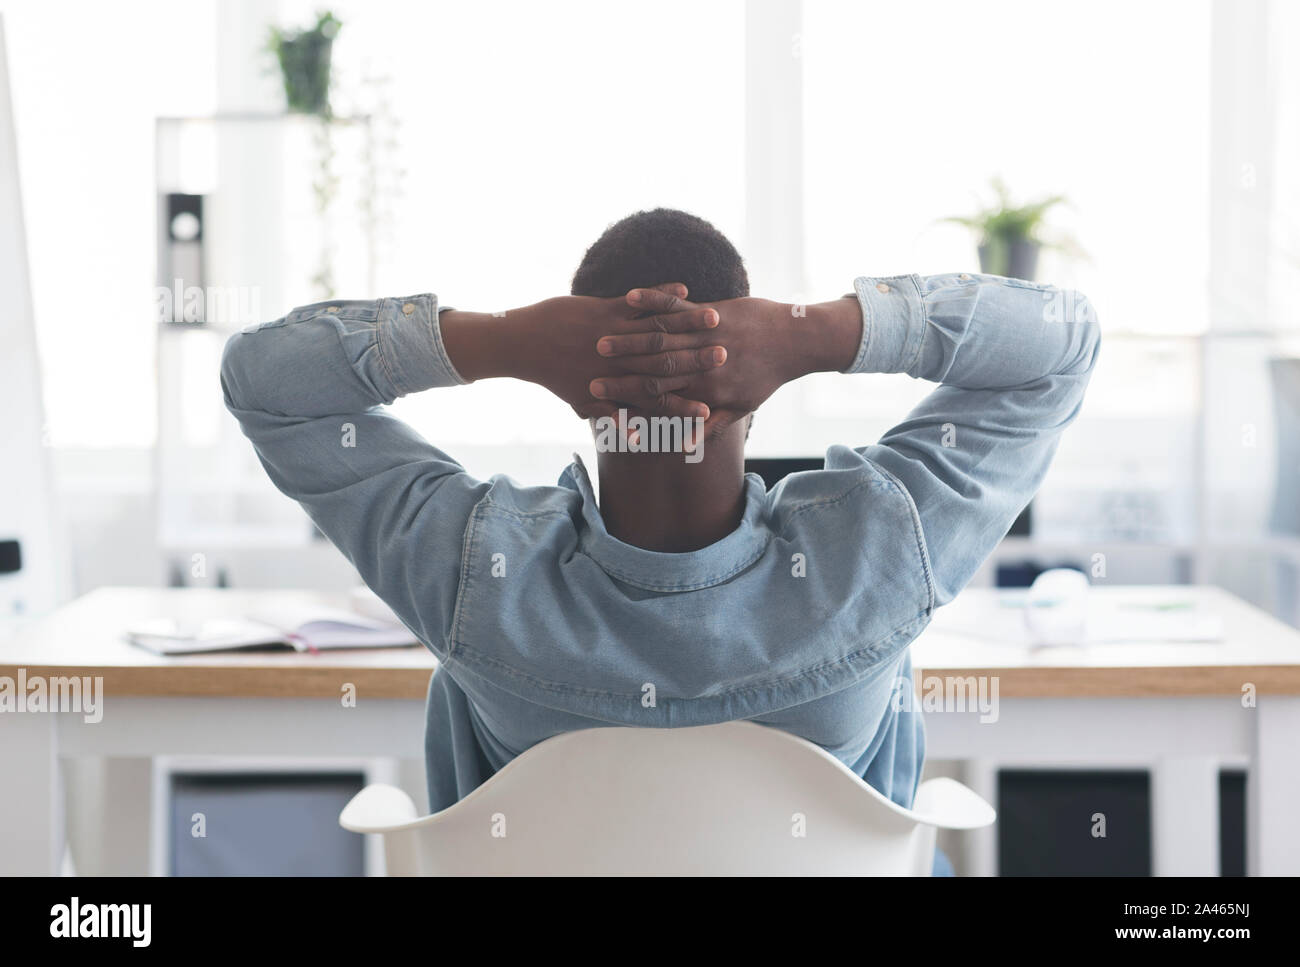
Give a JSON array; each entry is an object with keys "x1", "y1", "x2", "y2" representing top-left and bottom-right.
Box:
[
  {"x1": 931, "y1": 590, "x2": 1225, "y2": 646},
  {"x1": 125, "y1": 602, "x2": 420, "y2": 655}
]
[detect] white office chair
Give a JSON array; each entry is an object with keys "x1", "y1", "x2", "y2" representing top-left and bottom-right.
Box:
[{"x1": 340, "y1": 721, "x2": 994, "y2": 875}]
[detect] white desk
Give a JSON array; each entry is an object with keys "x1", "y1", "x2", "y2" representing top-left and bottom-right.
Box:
[
  {"x1": 2, "y1": 585, "x2": 1298, "y2": 875},
  {"x1": 912, "y1": 584, "x2": 1300, "y2": 876}
]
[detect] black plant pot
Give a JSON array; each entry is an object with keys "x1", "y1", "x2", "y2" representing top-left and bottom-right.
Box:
[
  {"x1": 978, "y1": 239, "x2": 1040, "y2": 281},
  {"x1": 277, "y1": 35, "x2": 335, "y2": 116}
]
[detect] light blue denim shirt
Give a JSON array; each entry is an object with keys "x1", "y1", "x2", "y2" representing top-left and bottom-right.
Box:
[{"x1": 220, "y1": 274, "x2": 1099, "y2": 813}]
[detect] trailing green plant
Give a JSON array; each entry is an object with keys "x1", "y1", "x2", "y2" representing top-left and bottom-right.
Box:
[
  {"x1": 265, "y1": 12, "x2": 344, "y2": 297},
  {"x1": 309, "y1": 119, "x2": 339, "y2": 298},
  {"x1": 267, "y1": 11, "x2": 341, "y2": 117},
  {"x1": 353, "y1": 70, "x2": 405, "y2": 293}
]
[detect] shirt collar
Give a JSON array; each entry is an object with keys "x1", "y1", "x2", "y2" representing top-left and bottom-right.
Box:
[{"x1": 557, "y1": 454, "x2": 771, "y2": 592}]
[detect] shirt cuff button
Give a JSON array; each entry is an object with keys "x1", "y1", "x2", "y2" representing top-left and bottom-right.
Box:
[
  {"x1": 875, "y1": 282, "x2": 890, "y2": 294},
  {"x1": 326, "y1": 305, "x2": 340, "y2": 313},
  {"x1": 959, "y1": 273, "x2": 972, "y2": 281},
  {"x1": 402, "y1": 302, "x2": 416, "y2": 315}
]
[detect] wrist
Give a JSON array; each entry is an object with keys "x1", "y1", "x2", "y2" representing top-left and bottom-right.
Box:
[
  {"x1": 768, "y1": 301, "x2": 817, "y2": 382},
  {"x1": 804, "y1": 296, "x2": 864, "y2": 374},
  {"x1": 439, "y1": 309, "x2": 528, "y2": 381}
]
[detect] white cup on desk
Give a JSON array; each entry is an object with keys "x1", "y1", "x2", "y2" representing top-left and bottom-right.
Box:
[{"x1": 1023, "y1": 568, "x2": 1090, "y2": 647}]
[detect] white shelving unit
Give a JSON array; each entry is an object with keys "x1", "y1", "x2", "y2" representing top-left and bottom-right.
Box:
[{"x1": 153, "y1": 113, "x2": 376, "y2": 581}]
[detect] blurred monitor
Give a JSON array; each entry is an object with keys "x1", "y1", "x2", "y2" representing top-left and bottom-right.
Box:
[
  {"x1": 1270, "y1": 358, "x2": 1300, "y2": 536},
  {"x1": 744, "y1": 456, "x2": 822, "y2": 490}
]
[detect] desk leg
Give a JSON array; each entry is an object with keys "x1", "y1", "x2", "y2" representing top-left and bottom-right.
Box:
[
  {"x1": 62, "y1": 757, "x2": 153, "y2": 875},
  {"x1": 0, "y1": 712, "x2": 64, "y2": 874},
  {"x1": 964, "y1": 760, "x2": 999, "y2": 877},
  {"x1": 1249, "y1": 696, "x2": 1300, "y2": 876},
  {"x1": 1152, "y1": 757, "x2": 1219, "y2": 876}
]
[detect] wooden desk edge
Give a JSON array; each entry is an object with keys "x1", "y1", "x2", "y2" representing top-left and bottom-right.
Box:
[
  {"x1": 913, "y1": 665, "x2": 1300, "y2": 698},
  {"x1": 0, "y1": 664, "x2": 432, "y2": 700},
  {"x1": 4, "y1": 662, "x2": 1300, "y2": 700}
]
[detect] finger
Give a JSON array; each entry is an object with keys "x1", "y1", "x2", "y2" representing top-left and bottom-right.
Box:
[
  {"x1": 648, "y1": 282, "x2": 689, "y2": 300},
  {"x1": 611, "y1": 304, "x2": 719, "y2": 335},
  {"x1": 573, "y1": 401, "x2": 652, "y2": 449},
  {"x1": 582, "y1": 391, "x2": 710, "y2": 419},
  {"x1": 650, "y1": 393, "x2": 710, "y2": 421},
  {"x1": 626, "y1": 286, "x2": 691, "y2": 315},
  {"x1": 696, "y1": 408, "x2": 748, "y2": 442},
  {"x1": 609, "y1": 345, "x2": 727, "y2": 378},
  {"x1": 572, "y1": 400, "x2": 622, "y2": 422},
  {"x1": 588, "y1": 373, "x2": 695, "y2": 405},
  {"x1": 622, "y1": 286, "x2": 708, "y2": 327},
  {"x1": 596, "y1": 329, "x2": 720, "y2": 357}
]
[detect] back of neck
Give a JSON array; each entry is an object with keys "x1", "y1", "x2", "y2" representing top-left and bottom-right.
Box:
[{"x1": 594, "y1": 447, "x2": 747, "y2": 553}]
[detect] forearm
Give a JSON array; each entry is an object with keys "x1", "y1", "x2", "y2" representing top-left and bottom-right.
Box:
[
  {"x1": 720, "y1": 295, "x2": 861, "y2": 387},
  {"x1": 439, "y1": 309, "x2": 529, "y2": 382},
  {"x1": 802, "y1": 296, "x2": 864, "y2": 375}
]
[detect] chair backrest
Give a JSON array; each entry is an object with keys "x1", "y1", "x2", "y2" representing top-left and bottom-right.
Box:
[{"x1": 341, "y1": 721, "x2": 994, "y2": 875}]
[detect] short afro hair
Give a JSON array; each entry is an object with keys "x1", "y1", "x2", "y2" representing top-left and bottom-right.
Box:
[{"x1": 571, "y1": 208, "x2": 749, "y2": 303}]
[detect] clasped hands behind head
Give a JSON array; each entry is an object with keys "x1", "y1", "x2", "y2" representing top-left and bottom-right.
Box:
[{"x1": 523, "y1": 284, "x2": 844, "y2": 446}]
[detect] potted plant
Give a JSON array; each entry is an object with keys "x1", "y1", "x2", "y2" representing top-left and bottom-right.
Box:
[
  {"x1": 944, "y1": 177, "x2": 1076, "y2": 280},
  {"x1": 267, "y1": 11, "x2": 342, "y2": 117}
]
